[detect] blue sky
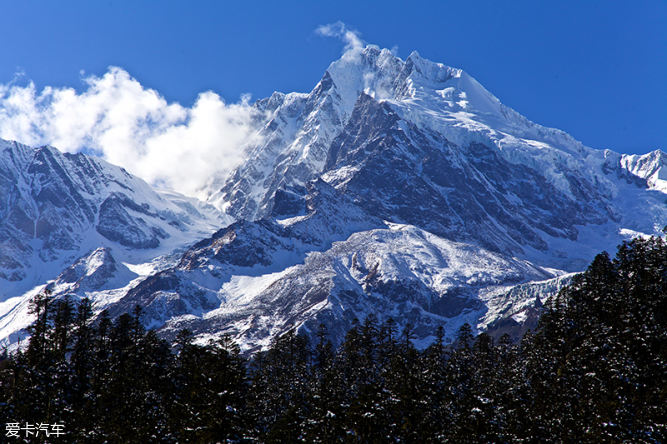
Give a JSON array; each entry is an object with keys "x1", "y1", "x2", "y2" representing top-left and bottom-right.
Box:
[{"x1": 0, "y1": 0, "x2": 665, "y2": 155}]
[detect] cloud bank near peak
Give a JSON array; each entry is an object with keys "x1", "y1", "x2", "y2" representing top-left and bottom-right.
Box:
[{"x1": 0, "y1": 67, "x2": 262, "y2": 199}]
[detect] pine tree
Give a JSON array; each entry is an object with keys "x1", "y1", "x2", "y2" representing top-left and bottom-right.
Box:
[
  {"x1": 250, "y1": 329, "x2": 311, "y2": 442},
  {"x1": 302, "y1": 323, "x2": 337, "y2": 443}
]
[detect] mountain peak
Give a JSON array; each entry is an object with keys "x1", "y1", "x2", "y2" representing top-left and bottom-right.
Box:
[{"x1": 321, "y1": 46, "x2": 510, "y2": 126}]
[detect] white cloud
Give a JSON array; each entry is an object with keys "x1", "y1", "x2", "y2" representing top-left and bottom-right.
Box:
[
  {"x1": 0, "y1": 67, "x2": 261, "y2": 198},
  {"x1": 316, "y1": 21, "x2": 364, "y2": 53}
]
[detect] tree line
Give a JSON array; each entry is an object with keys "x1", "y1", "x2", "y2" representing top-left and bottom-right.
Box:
[{"x1": 0, "y1": 236, "x2": 665, "y2": 442}]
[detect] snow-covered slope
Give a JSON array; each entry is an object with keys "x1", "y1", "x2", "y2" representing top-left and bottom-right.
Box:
[
  {"x1": 619, "y1": 149, "x2": 666, "y2": 193},
  {"x1": 102, "y1": 181, "x2": 558, "y2": 351},
  {"x1": 161, "y1": 223, "x2": 557, "y2": 351},
  {"x1": 0, "y1": 46, "x2": 665, "y2": 351},
  {"x1": 0, "y1": 138, "x2": 227, "y2": 300}
]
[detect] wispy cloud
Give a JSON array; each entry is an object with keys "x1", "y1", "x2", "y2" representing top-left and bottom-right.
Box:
[
  {"x1": 0, "y1": 68, "x2": 261, "y2": 198},
  {"x1": 315, "y1": 21, "x2": 364, "y2": 53}
]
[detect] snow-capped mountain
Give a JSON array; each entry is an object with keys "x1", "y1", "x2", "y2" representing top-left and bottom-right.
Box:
[
  {"x1": 1, "y1": 46, "x2": 665, "y2": 351},
  {"x1": 213, "y1": 47, "x2": 664, "y2": 267},
  {"x1": 0, "y1": 139, "x2": 227, "y2": 342}
]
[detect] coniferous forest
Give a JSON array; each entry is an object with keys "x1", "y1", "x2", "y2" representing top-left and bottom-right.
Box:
[{"x1": 0, "y1": 236, "x2": 664, "y2": 443}]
